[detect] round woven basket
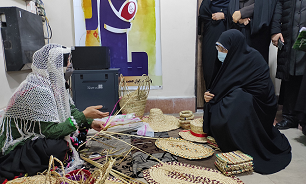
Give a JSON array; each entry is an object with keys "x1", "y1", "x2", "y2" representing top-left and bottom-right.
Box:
[
  {"x1": 179, "y1": 115, "x2": 194, "y2": 120},
  {"x1": 179, "y1": 119, "x2": 192, "y2": 129},
  {"x1": 119, "y1": 74, "x2": 150, "y2": 117},
  {"x1": 179, "y1": 110, "x2": 193, "y2": 118},
  {"x1": 179, "y1": 110, "x2": 194, "y2": 121},
  {"x1": 155, "y1": 137, "x2": 213, "y2": 159},
  {"x1": 143, "y1": 162, "x2": 245, "y2": 184}
]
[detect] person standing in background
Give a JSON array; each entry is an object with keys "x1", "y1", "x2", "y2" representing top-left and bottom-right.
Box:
[
  {"x1": 228, "y1": 0, "x2": 278, "y2": 62},
  {"x1": 198, "y1": 0, "x2": 230, "y2": 89},
  {"x1": 271, "y1": 0, "x2": 306, "y2": 130},
  {"x1": 295, "y1": 64, "x2": 306, "y2": 135}
]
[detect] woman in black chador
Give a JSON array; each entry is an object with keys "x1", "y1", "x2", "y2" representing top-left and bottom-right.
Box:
[
  {"x1": 228, "y1": 0, "x2": 277, "y2": 62},
  {"x1": 203, "y1": 29, "x2": 291, "y2": 174},
  {"x1": 198, "y1": 0, "x2": 229, "y2": 88}
]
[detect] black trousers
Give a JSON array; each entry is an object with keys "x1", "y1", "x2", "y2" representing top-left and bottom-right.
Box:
[{"x1": 279, "y1": 75, "x2": 303, "y2": 122}]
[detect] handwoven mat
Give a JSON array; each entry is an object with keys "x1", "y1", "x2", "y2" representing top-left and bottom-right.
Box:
[
  {"x1": 155, "y1": 137, "x2": 214, "y2": 160},
  {"x1": 168, "y1": 128, "x2": 221, "y2": 169},
  {"x1": 143, "y1": 162, "x2": 245, "y2": 184}
]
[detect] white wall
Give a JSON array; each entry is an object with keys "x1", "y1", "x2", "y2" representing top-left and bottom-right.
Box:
[
  {"x1": 0, "y1": 1, "x2": 29, "y2": 109},
  {"x1": 150, "y1": 0, "x2": 197, "y2": 98},
  {"x1": 42, "y1": 0, "x2": 75, "y2": 47}
]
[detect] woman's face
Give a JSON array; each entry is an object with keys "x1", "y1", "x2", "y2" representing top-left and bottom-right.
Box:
[
  {"x1": 216, "y1": 45, "x2": 228, "y2": 53},
  {"x1": 216, "y1": 43, "x2": 228, "y2": 63}
]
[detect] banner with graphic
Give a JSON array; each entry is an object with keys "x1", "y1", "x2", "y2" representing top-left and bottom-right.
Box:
[{"x1": 73, "y1": 0, "x2": 162, "y2": 88}]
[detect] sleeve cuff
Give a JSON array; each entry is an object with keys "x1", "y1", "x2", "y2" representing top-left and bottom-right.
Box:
[
  {"x1": 271, "y1": 29, "x2": 282, "y2": 36},
  {"x1": 87, "y1": 118, "x2": 93, "y2": 126},
  {"x1": 71, "y1": 111, "x2": 89, "y2": 128},
  {"x1": 68, "y1": 117, "x2": 79, "y2": 129}
]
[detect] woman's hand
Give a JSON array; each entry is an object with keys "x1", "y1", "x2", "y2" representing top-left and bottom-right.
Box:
[
  {"x1": 83, "y1": 105, "x2": 109, "y2": 119},
  {"x1": 204, "y1": 91, "x2": 215, "y2": 102},
  {"x1": 212, "y1": 12, "x2": 225, "y2": 21},
  {"x1": 271, "y1": 33, "x2": 284, "y2": 47},
  {"x1": 232, "y1": 11, "x2": 241, "y2": 23},
  {"x1": 91, "y1": 120, "x2": 106, "y2": 132},
  {"x1": 238, "y1": 18, "x2": 250, "y2": 25}
]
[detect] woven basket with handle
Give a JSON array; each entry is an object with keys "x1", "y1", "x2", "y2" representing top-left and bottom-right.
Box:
[{"x1": 119, "y1": 74, "x2": 150, "y2": 117}]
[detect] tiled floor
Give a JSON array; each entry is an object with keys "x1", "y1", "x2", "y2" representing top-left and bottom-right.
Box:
[{"x1": 137, "y1": 110, "x2": 306, "y2": 184}]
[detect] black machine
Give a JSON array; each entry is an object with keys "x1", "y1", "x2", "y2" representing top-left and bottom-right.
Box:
[
  {"x1": 71, "y1": 46, "x2": 110, "y2": 70},
  {"x1": 71, "y1": 69, "x2": 120, "y2": 114},
  {"x1": 0, "y1": 7, "x2": 45, "y2": 71}
]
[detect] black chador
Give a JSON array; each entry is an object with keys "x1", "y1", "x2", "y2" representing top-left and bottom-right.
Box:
[
  {"x1": 198, "y1": 0, "x2": 229, "y2": 88},
  {"x1": 204, "y1": 29, "x2": 292, "y2": 174},
  {"x1": 228, "y1": 0, "x2": 277, "y2": 62}
]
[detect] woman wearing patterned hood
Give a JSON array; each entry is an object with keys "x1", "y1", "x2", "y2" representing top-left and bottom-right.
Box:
[
  {"x1": 203, "y1": 29, "x2": 291, "y2": 174},
  {"x1": 0, "y1": 44, "x2": 109, "y2": 180}
]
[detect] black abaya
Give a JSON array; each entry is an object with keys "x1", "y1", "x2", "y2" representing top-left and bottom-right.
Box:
[
  {"x1": 228, "y1": 0, "x2": 277, "y2": 62},
  {"x1": 199, "y1": 0, "x2": 229, "y2": 88},
  {"x1": 295, "y1": 65, "x2": 306, "y2": 123},
  {"x1": 203, "y1": 29, "x2": 291, "y2": 174}
]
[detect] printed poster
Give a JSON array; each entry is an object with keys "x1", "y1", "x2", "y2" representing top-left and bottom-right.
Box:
[{"x1": 73, "y1": 0, "x2": 162, "y2": 89}]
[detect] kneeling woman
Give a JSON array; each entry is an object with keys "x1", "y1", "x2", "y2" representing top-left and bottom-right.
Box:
[
  {"x1": 0, "y1": 44, "x2": 109, "y2": 180},
  {"x1": 203, "y1": 29, "x2": 291, "y2": 174}
]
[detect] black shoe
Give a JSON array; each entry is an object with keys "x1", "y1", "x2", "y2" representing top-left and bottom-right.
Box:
[{"x1": 275, "y1": 119, "x2": 298, "y2": 130}]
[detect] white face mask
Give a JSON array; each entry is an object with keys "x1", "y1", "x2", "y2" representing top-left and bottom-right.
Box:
[{"x1": 218, "y1": 51, "x2": 227, "y2": 63}]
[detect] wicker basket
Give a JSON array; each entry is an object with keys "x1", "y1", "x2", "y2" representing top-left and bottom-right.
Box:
[
  {"x1": 179, "y1": 119, "x2": 192, "y2": 129},
  {"x1": 119, "y1": 74, "x2": 150, "y2": 117},
  {"x1": 178, "y1": 110, "x2": 194, "y2": 129}
]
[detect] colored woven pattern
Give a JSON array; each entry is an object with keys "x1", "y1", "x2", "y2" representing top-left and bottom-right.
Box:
[
  {"x1": 155, "y1": 137, "x2": 213, "y2": 160},
  {"x1": 105, "y1": 177, "x2": 124, "y2": 183},
  {"x1": 215, "y1": 163, "x2": 254, "y2": 176},
  {"x1": 143, "y1": 162, "x2": 245, "y2": 184},
  {"x1": 207, "y1": 136, "x2": 220, "y2": 151},
  {"x1": 216, "y1": 151, "x2": 253, "y2": 165},
  {"x1": 215, "y1": 151, "x2": 254, "y2": 176},
  {"x1": 215, "y1": 159, "x2": 253, "y2": 172}
]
